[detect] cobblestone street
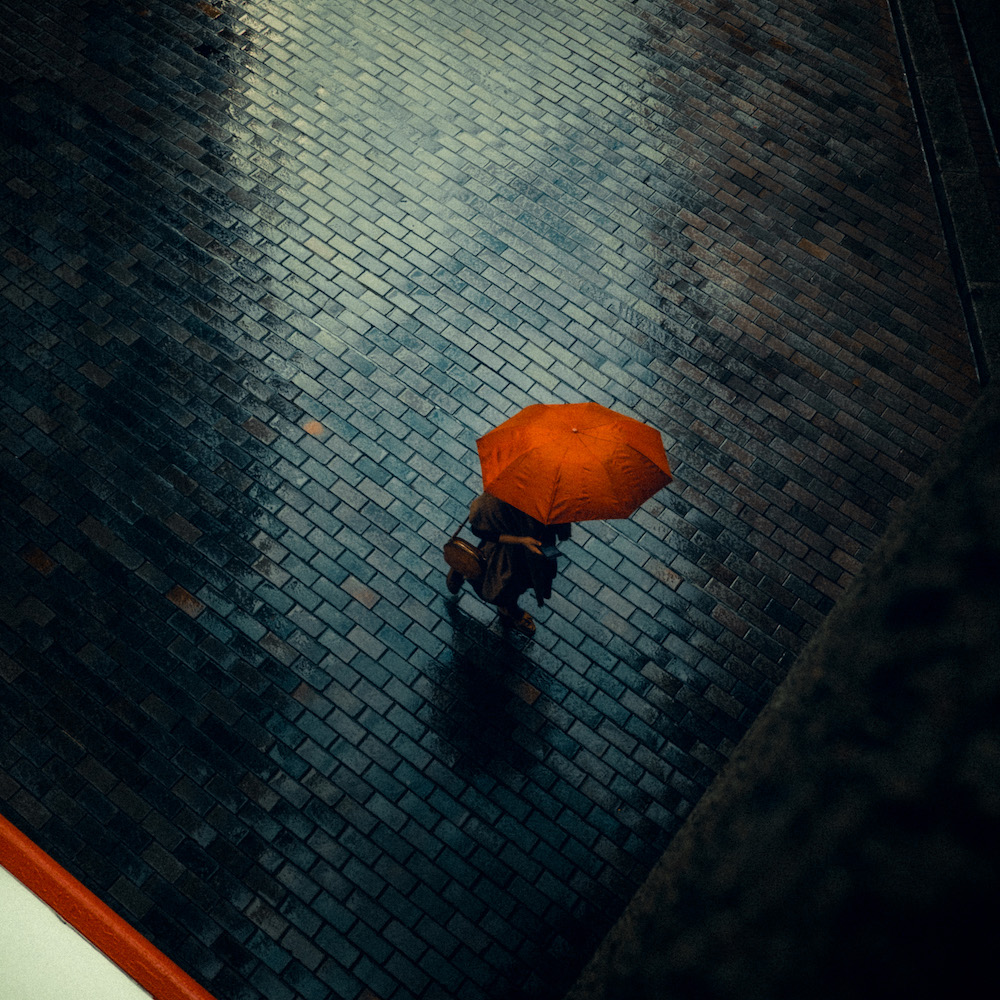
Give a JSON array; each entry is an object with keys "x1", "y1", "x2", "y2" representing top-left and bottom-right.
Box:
[{"x1": 0, "y1": 1, "x2": 980, "y2": 998}]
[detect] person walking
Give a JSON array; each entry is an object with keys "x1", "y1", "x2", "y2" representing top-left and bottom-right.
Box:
[{"x1": 447, "y1": 492, "x2": 570, "y2": 635}]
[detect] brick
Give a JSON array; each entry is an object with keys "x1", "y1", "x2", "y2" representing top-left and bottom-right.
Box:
[{"x1": 0, "y1": 2, "x2": 981, "y2": 999}]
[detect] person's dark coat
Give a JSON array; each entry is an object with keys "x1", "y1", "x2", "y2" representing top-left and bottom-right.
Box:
[{"x1": 468, "y1": 492, "x2": 569, "y2": 609}]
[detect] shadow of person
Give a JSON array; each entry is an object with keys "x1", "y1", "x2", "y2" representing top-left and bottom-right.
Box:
[{"x1": 423, "y1": 601, "x2": 541, "y2": 780}]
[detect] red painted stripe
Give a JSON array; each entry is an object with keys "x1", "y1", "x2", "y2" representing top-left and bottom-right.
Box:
[{"x1": 0, "y1": 813, "x2": 217, "y2": 1000}]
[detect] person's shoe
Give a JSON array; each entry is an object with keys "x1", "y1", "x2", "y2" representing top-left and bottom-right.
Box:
[
  {"x1": 446, "y1": 569, "x2": 464, "y2": 594},
  {"x1": 499, "y1": 607, "x2": 535, "y2": 635}
]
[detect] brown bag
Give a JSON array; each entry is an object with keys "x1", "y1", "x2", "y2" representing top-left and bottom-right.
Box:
[{"x1": 443, "y1": 517, "x2": 483, "y2": 581}]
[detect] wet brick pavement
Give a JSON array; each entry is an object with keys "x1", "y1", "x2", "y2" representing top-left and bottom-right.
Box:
[{"x1": 0, "y1": 1, "x2": 980, "y2": 999}]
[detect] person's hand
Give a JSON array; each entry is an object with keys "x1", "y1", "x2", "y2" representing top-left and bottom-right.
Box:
[{"x1": 497, "y1": 534, "x2": 544, "y2": 555}]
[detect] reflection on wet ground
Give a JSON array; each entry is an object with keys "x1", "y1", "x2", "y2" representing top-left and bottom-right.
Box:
[{"x1": 0, "y1": 1, "x2": 980, "y2": 998}]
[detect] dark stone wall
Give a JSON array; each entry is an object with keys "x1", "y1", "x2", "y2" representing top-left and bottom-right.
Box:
[{"x1": 564, "y1": 382, "x2": 1000, "y2": 999}]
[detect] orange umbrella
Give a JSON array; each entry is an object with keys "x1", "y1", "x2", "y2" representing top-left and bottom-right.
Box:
[{"x1": 476, "y1": 402, "x2": 672, "y2": 524}]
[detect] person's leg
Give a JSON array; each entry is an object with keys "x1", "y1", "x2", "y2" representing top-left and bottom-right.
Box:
[{"x1": 497, "y1": 602, "x2": 535, "y2": 635}]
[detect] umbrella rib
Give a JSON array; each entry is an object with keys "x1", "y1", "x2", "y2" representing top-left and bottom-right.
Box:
[
  {"x1": 623, "y1": 438, "x2": 672, "y2": 478},
  {"x1": 572, "y1": 430, "x2": 620, "y2": 511},
  {"x1": 541, "y1": 437, "x2": 577, "y2": 523}
]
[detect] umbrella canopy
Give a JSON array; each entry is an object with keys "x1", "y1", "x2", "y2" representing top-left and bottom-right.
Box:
[{"x1": 476, "y1": 402, "x2": 672, "y2": 524}]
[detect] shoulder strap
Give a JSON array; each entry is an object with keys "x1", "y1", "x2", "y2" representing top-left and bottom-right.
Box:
[{"x1": 449, "y1": 514, "x2": 470, "y2": 541}]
